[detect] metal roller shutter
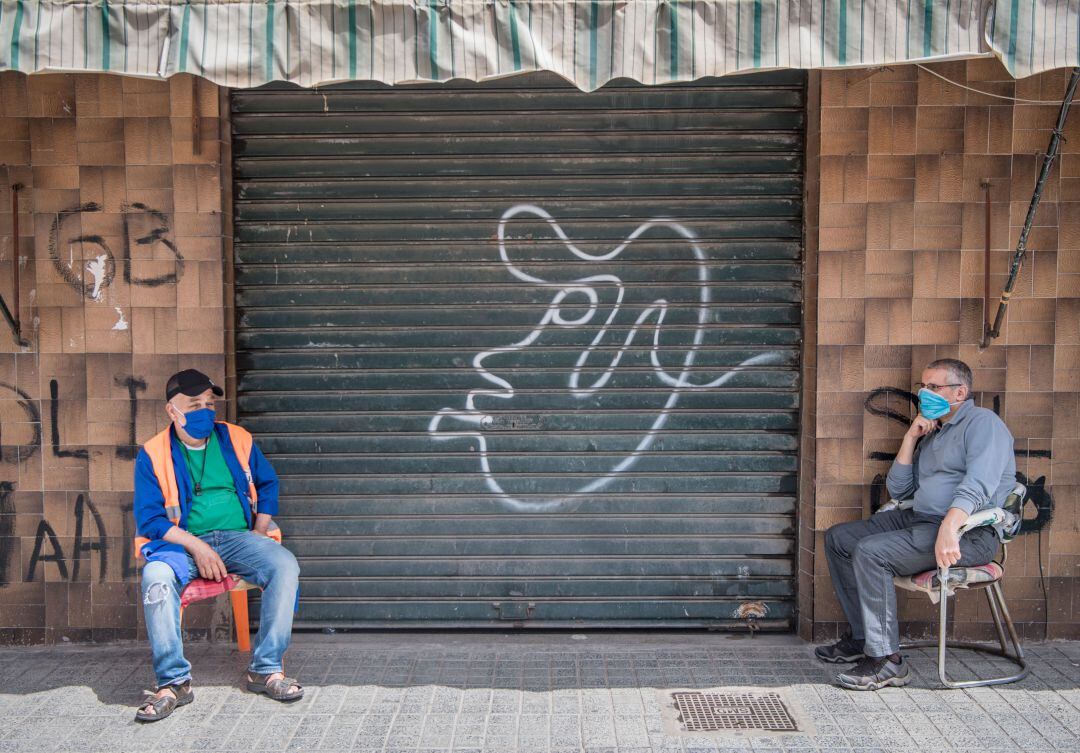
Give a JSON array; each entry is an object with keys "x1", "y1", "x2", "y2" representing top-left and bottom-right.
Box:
[{"x1": 231, "y1": 71, "x2": 805, "y2": 629}]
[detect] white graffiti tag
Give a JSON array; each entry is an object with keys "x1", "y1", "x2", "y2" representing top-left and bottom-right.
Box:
[{"x1": 428, "y1": 204, "x2": 782, "y2": 511}]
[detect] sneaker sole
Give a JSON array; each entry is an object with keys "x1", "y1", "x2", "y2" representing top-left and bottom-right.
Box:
[
  {"x1": 815, "y1": 652, "x2": 865, "y2": 664},
  {"x1": 836, "y1": 672, "x2": 912, "y2": 691}
]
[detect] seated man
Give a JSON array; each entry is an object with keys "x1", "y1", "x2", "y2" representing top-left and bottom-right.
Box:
[
  {"x1": 133, "y1": 369, "x2": 302, "y2": 722},
  {"x1": 816, "y1": 358, "x2": 1016, "y2": 690}
]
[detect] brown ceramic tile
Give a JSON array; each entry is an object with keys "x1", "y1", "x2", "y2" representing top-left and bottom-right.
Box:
[
  {"x1": 820, "y1": 203, "x2": 867, "y2": 228},
  {"x1": 914, "y1": 155, "x2": 941, "y2": 202},
  {"x1": 864, "y1": 273, "x2": 913, "y2": 298},
  {"x1": 964, "y1": 106, "x2": 989, "y2": 153},
  {"x1": 1008, "y1": 320, "x2": 1056, "y2": 344},
  {"x1": 843, "y1": 155, "x2": 868, "y2": 203},
  {"x1": 866, "y1": 178, "x2": 915, "y2": 203},
  {"x1": 819, "y1": 225, "x2": 866, "y2": 251},
  {"x1": 821, "y1": 129, "x2": 869, "y2": 156},
  {"x1": 821, "y1": 106, "x2": 869, "y2": 133},
  {"x1": 915, "y1": 128, "x2": 964, "y2": 155}
]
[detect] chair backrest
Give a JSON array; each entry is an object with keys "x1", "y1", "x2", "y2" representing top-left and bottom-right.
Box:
[{"x1": 998, "y1": 482, "x2": 1026, "y2": 544}]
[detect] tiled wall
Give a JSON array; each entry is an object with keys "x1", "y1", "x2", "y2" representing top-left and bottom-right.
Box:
[
  {"x1": 0, "y1": 73, "x2": 230, "y2": 643},
  {"x1": 811, "y1": 61, "x2": 1080, "y2": 641},
  {"x1": 2, "y1": 63, "x2": 1079, "y2": 644}
]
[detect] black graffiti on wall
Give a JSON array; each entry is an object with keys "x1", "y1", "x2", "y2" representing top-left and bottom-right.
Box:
[
  {"x1": 49, "y1": 379, "x2": 88, "y2": 459},
  {"x1": 120, "y1": 502, "x2": 138, "y2": 581},
  {"x1": 115, "y1": 376, "x2": 148, "y2": 460},
  {"x1": 0, "y1": 482, "x2": 15, "y2": 585},
  {"x1": 0, "y1": 378, "x2": 146, "y2": 583},
  {"x1": 0, "y1": 292, "x2": 30, "y2": 347},
  {"x1": 121, "y1": 203, "x2": 185, "y2": 286},
  {"x1": 864, "y1": 387, "x2": 1054, "y2": 533},
  {"x1": 0, "y1": 381, "x2": 41, "y2": 462},
  {"x1": 43, "y1": 377, "x2": 146, "y2": 461},
  {"x1": 48, "y1": 202, "x2": 185, "y2": 300},
  {"x1": 24, "y1": 494, "x2": 108, "y2": 583}
]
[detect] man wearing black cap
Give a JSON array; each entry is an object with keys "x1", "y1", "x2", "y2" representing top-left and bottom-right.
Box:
[{"x1": 132, "y1": 369, "x2": 302, "y2": 722}]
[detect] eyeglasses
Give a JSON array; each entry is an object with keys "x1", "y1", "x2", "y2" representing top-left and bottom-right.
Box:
[{"x1": 915, "y1": 382, "x2": 962, "y2": 392}]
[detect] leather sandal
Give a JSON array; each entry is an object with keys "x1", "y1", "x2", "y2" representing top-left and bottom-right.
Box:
[
  {"x1": 246, "y1": 671, "x2": 304, "y2": 701},
  {"x1": 134, "y1": 682, "x2": 193, "y2": 722}
]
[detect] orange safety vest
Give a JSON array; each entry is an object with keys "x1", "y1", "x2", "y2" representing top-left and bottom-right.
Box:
[{"x1": 133, "y1": 422, "x2": 260, "y2": 559}]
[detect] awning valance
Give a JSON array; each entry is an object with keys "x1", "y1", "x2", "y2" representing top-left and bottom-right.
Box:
[{"x1": 0, "y1": 1, "x2": 1075, "y2": 90}]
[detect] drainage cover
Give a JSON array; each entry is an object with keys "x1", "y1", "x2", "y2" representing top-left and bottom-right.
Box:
[{"x1": 672, "y1": 691, "x2": 799, "y2": 732}]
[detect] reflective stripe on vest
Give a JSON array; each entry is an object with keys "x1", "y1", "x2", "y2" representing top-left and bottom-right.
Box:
[{"x1": 134, "y1": 422, "x2": 257, "y2": 559}]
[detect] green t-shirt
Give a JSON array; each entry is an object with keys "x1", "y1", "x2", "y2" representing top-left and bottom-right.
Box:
[{"x1": 181, "y1": 433, "x2": 249, "y2": 536}]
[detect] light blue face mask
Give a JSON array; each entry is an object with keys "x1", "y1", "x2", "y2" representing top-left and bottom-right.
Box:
[{"x1": 918, "y1": 388, "x2": 958, "y2": 421}]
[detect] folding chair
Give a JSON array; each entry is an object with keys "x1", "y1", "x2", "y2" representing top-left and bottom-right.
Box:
[{"x1": 878, "y1": 484, "x2": 1029, "y2": 688}]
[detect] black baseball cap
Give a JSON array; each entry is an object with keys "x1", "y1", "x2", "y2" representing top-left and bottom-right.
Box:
[{"x1": 165, "y1": 369, "x2": 224, "y2": 401}]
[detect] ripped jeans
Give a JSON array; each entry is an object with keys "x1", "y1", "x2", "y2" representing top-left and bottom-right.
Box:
[{"x1": 140, "y1": 530, "x2": 300, "y2": 688}]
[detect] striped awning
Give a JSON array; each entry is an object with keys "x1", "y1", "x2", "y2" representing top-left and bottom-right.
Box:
[{"x1": 0, "y1": 1, "x2": 1076, "y2": 90}]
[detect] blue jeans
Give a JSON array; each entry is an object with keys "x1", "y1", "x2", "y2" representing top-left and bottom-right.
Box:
[{"x1": 140, "y1": 530, "x2": 301, "y2": 687}]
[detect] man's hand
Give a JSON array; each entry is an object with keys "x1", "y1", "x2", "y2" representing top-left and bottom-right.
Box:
[
  {"x1": 934, "y1": 508, "x2": 968, "y2": 569},
  {"x1": 906, "y1": 415, "x2": 939, "y2": 440},
  {"x1": 162, "y1": 525, "x2": 228, "y2": 581},
  {"x1": 191, "y1": 540, "x2": 227, "y2": 581},
  {"x1": 895, "y1": 415, "x2": 938, "y2": 465}
]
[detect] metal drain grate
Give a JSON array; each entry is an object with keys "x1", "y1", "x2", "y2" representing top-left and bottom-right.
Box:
[{"x1": 672, "y1": 691, "x2": 799, "y2": 732}]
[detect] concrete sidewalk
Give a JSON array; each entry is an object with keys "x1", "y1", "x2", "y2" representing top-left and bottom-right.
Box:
[{"x1": 1, "y1": 632, "x2": 1078, "y2": 752}]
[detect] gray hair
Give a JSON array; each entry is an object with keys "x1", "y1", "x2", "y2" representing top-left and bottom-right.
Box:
[{"x1": 926, "y1": 358, "x2": 972, "y2": 392}]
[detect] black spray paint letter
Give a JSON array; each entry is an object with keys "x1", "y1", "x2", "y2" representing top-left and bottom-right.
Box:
[
  {"x1": 0, "y1": 481, "x2": 15, "y2": 585},
  {"x1": 114, "y1": 375, "x2": 147, "y2": 460},
  {"x1": 71, "y1": 494, "x2": 108, "y2": 583},
  {"x1": 48, "y1": 202, "x2": 116, "y2": 300},
  {"x1": 49, "y1": 379, "x2": 88, "y2": 459},
  {"x1": 26, "y1": 520, "x2": 68, "y2": 581},
  {"x1": 0, "y1": 381, "x2": 41, "y2": 463}
]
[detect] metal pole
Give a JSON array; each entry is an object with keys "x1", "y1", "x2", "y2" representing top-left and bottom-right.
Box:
[
  {"x1": 984, "y1": 67, "x2": 1080, "y2": 346},
  {"x1": 981, "y1": 182, "x2": 991, "y2": 344},
  {"x1": 2, "y1": 183, "x2": 29, "y2": 347},
  {"x1": 11, "y1": 183, "x2": 20, "y2": 325}
]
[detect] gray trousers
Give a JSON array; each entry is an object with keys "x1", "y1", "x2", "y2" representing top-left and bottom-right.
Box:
[{"x1": 824, "y1": 508, "x2": 999, "y2": 657}]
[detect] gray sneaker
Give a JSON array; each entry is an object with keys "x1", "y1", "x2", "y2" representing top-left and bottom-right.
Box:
[
  {"x1": 814, "y1": 633, "x2": 866, "y2": 663},
  {"x1": 836, "y1": 655, "x2": 911, "y2": 691}
]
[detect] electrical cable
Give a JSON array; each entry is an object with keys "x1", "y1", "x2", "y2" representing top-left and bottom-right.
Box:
[{"x1": 915, "y1": 63, "x2": 1065, "y2": 105}]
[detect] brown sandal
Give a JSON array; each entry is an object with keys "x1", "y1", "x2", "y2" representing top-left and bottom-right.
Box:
[
  {"x1": 134, "y1": 682, "x2": 193, "y2": 722},
  {"x1": 246, "y1": 671, "x2": 304, "y2": 701}
]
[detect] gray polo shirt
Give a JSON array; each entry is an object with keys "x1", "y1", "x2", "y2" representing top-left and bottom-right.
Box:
[{"x1": 886, "y1": 399, "x2": 1016, "y2": 518}]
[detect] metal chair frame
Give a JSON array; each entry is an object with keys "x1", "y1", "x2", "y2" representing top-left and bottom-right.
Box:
[
  {"x1": 899, "y1": 567, "x2": 1028, "y2": 688},
  {"x1": 881, "y1": 487, "x2": 1029, "y2": 688}
]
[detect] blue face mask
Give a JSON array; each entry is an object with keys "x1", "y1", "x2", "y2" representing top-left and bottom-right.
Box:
[
  {"x1": 917, "y1": 388, "x2": 957, "y2": 421},
  {"x1": 180, "y1": 407, "x2": 216, "y2": 439}
]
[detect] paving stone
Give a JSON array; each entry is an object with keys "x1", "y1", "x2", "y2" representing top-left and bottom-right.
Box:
[{"x1": 2, "y1": 635, "x2": 1079, "y2": 752}]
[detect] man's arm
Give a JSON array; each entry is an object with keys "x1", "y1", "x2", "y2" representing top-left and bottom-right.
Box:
[
  {"x1": 249, "y1": 443, "x2": 279, "y2": 516},
  {"x1": 934, "y1": 507, "x2": 969, "y2": 569},
  {"x1": 885, "y1": 415, "x2": 938, "y2": 501},
  {"x1": 950, "y1": 413, "x2": 1014, "y2": 516},
  {"x1": 134, "y1": 449, "x2": 228, "y2": 581},
  {"x1": 133, "y1": 450, "x2": 175, "y2": 540},
  {"x1": 935, "y1": 413, "x2": 1014, "y2": 568},
  {"x1": 249, "y1": 442, "x2": 279, "y2": 535}
]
